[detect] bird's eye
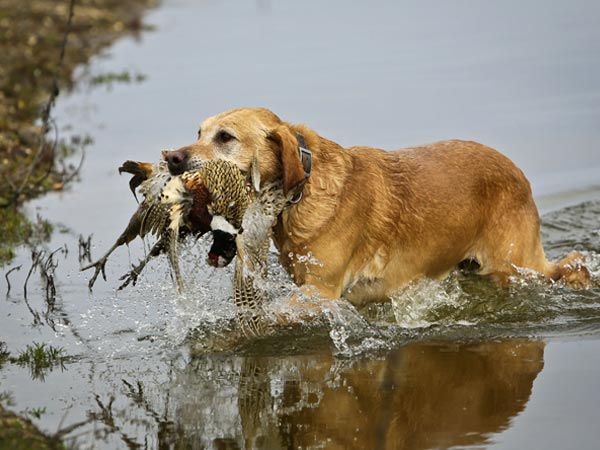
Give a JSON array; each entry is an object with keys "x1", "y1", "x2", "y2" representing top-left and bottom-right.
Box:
[{"x1": 216, "y1": 130, "x2": 235, "y2": 144}]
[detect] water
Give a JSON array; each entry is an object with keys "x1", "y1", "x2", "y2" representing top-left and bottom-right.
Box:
[{"x1": 1, "y1": 0, "x2": 600, "y2": 448}]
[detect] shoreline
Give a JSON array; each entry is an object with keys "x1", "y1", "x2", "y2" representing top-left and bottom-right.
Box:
[{"x1": 0, "y1": 0, "x2": 157, "y2": 265}]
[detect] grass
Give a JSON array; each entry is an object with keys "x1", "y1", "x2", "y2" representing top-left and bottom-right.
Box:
[
  {"x1": 0, "y1": 391, "x2": 14, "y2": 407},
  {"x1": 0, "y1": 343, "x2": 70, "y2": 449},
  {"x1": 15, "y1": 342, "x2": 66, "y2": 364},
  {"x1": 13, "y1": 342, "x2": 69, "y2": 380},
  {"x1": 23, "y1": 407, "x2": 47, "y2": 420},
  {"x1": 90, "y1": 70, "x2": 147, "y2": 88}
]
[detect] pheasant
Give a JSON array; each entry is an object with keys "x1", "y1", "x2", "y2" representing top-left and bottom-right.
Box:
[
  {"x1": 161, "y1": 160, "x2": 291, "y2": 335},
  {"x1": 160, "y1": 159, "x2": 250, "y2": 292},
  {"x1": 83, "y1": 155, "x2": 290, "y2": 337},
  {"x1": 81, "y1": 158, "x2": 247, "y2": 292}
]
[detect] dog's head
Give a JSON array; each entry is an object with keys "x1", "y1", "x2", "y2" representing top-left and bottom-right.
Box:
[{"x1": 163, "y1": 107, "x2": 308, "y2": 196}]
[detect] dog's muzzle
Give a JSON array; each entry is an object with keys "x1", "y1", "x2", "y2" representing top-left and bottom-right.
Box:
[{"x1": 163, "y1": 149, "x2": 189, "y2": 175}]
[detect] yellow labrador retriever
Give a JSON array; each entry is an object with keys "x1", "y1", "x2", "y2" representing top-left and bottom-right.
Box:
[{"x1": 164, "y1": 108, "x2": 589, "y2": 306}]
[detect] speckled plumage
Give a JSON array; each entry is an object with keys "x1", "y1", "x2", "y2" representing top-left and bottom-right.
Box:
[
  {"x1": 186, "y1": 160, "x2": 250, "y2": 232},
  {"x1": 83, "y1": 159, "x2": 250, "y2": 292},
  {"x1": 161, "y1": 160, "x2": 250, "y2": 292},
  {"x1": 163, "y1": 167, "x2": 289, "y2": 336},
  {"x1": 233, "y1": 182, "x2": 289, "y2": 337}
]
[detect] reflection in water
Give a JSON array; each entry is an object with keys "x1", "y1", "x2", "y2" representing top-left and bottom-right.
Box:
[{"x1": 168, "y1": 339, "x2": 544, "y2": 449}]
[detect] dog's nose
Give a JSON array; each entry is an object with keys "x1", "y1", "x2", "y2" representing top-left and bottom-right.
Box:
[{"x1": 163, "y1": 149, "x2": 189, "y2": 175}]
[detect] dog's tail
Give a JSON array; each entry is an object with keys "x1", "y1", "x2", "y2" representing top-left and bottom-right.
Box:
[{"x1": 546, "y1": 251, "x2": 592, "y2": 289}]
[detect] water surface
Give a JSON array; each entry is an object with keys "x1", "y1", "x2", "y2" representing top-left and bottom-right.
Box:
[{"x1": 1, "y1": 1, "x2": 600, "y2": 449}]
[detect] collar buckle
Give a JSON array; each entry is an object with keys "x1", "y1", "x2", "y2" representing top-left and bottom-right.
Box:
[
  {"x1": 289, "y1": 191, "x2": 303, "y2": 204},
  {"x1": 286, "y1": 133, "x2": 312, "y2": 207},
  {"x1": 296, "y1": 133, "x2": 312, "y2": 179}
]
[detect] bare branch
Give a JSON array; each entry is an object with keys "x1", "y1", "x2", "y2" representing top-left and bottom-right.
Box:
[{"x1": 4, "y1": 265, "x2": 22, "y2": 296}]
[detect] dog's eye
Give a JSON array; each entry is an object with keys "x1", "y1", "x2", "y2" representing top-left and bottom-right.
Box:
[{"x1": 216, "y1": 130, "x2": 235, "y2": 144}]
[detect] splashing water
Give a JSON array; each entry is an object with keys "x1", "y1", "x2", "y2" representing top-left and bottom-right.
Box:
[
  {"x1": 390, "y1": 276, "x2": 468, "y2": 329},
  {"x1": 85, "y1": 200, "x2": 600, "y2": 359}
]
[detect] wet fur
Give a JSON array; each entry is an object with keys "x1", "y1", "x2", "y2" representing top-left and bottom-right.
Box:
[{"x1": 168, "y1": 108, "x2": 590, "y2": 306}]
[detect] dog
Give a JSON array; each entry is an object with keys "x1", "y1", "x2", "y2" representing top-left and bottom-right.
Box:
[{"x1": 163, "y1": 107, "x2": 590, "y2": 306}]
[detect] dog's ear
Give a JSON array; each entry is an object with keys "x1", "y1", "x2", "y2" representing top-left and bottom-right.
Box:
[{"x1": 267, "y1": 125, "x2": 305, "y2": 196}]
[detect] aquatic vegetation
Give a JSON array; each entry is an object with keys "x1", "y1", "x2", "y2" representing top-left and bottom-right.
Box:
[
  {"x1": 15, "y1": 343, "x2": 66, "y2": 365},
  {"x1": 13, "y1": 342, "x2": 70, "y2": 380},
  {"x1": 22, "y1": 407, "x2": 47, "y2": 420},
  {"x1": 0, "y1": 342, "x2": 9, "y2": 367},
  {"x1": 0, "y1": 369, "x2": 66, "y2": 449},
  {"x1": 89, "y1": 70, "x2": 147, "y2": 89},
  {"x1": 0, "y1": 211, "x2": 53, "y2": 265},
  {"x1": 0, "y1": 391, "x2": 15, "y2": 407}
]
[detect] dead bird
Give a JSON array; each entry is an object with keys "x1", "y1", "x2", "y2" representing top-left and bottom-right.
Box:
[
  {"x1": 83, "y1": 154, "x2": 288, "y2": 336},
  {"x1": 160, "y1": 159, "x2": 250, "y2": 292},
  {"x1": 82, "y1": 158, "x2": 247, "y2": 292},
  {"x1": 126, "y1": 158, "x2": 289, "y2": 336},
  {"x1": 81, "y1": 159, "x2": 174, "y2": 289}
]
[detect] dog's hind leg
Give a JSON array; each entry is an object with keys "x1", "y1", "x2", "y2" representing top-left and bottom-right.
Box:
[{"x1": 477, "y1": 208, "x2": 591, "y2": 288}]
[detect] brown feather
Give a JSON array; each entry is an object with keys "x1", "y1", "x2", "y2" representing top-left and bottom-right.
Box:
[{"x1": 184, "y1": 178, "x2": 212, "y2": 234}]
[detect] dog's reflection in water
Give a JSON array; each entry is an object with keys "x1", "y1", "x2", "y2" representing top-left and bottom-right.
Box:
[{"x1": 171, "y1": 339, "x2": 544, "y2": 450}]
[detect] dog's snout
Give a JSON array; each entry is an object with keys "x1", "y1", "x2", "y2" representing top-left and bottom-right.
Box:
[{"x1": 164, "y1": 149, "x2": 189, "y2": 174}]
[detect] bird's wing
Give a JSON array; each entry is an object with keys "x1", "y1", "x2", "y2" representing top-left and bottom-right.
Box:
[
  {"x1": 137, "y1": 162, "x2": 173, "y2": 237},
  {"x1": 83, "y1": 160, "x2": 183, "y2": 290}
]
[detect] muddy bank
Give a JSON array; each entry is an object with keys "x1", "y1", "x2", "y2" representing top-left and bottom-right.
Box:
[
  {"x1": 0, "y1": 0, "x2": 157, "y2": 264},
  {"x1": 0, "y1": 404, "x2": 67, "y2": 450}
]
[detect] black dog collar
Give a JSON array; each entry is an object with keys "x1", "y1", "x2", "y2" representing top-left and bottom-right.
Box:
[{"x1": 289, "y1": 133, "x2": 312, "y2": 204}]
